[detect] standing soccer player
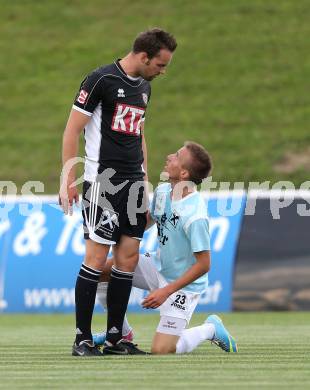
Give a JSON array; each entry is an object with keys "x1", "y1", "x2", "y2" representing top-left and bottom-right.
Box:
[{"x1": 59, "y1": 28, "x2": 177, "y2": 356}]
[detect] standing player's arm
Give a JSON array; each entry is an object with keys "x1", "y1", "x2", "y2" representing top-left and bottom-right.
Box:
[
  {"x1": 59, "y1": 109, "x2": 91, "y2": 215},
  {"x1": 142, "y1": 250, "x2": 210, "y2": 309},
  {"x1": 141, "y1": 123, "x2": 148, "y2": 182},
  {"x1": 141, "y1": 122, "x2": 151, "y2": 221}
]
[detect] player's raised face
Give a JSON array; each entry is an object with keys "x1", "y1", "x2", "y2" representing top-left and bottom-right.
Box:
[
  {"x1": 164, "y1": 147, "x2": 191, "y2": 182},
  {"x1": 140, "y1": 49, "x2": 173, "y2": 81}
]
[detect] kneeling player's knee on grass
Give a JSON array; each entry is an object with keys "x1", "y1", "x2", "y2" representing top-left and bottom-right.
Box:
[
  {"x1": 151, "y1": 332, "x2": 180, "y2": 354},
  {"x1": 151, "y1": 344, "x2": 176, "y2": 355}
]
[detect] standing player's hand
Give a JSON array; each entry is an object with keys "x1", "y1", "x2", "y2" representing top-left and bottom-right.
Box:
[
  {"x1": 59, "y1": 182, "x2": 79, "y2": 215},
  {"x1": 142, "y1": 287, "x2": 171, "y2": 309}
]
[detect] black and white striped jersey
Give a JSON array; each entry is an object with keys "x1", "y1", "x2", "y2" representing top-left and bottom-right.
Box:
[{"x1": 73, "y1": 60, "x2": 151, "y2": 182}]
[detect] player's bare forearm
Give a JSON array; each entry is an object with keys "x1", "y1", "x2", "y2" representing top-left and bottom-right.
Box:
[
  {"x1": 62, "y1": 133, "x2": 79, "y2": 184},
  {"x1": 141, "y1": 125, "x2": 148, "y2": 179},
  {"x1": 142, "y1": 251, "x2": 210, "y2": 308},
  {"x1": 62, "y1": 110, "x2": 89, "y2": 181},
  {"x1": 165, "y1": 251, "x2": 210, "y2": 295},
  {"x1": 59, "y1": 109, "x2": 90, "y2": 214},
  {"x1": 141, "y1": 128, "x2": 151, "y2": 221}
]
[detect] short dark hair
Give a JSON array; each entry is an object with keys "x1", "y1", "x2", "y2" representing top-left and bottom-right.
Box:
[
  {"x1": 133, "y1": 28, "x2": 177, "y2": 59},
  {"x1": 183, "y1": 141, "x2": 212, "y2": 185}
]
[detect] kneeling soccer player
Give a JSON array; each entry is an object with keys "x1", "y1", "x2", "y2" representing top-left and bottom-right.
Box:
[{"x1": 95, "y1": 142, "x2": 237, "y2": 354}]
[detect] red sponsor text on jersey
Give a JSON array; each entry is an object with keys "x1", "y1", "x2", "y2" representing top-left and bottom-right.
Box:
[
  {"x1": 77, "y1": 89, "x2": 89, "y2": 104},
  {"x1": 111, "y1": 103, "x2": 145, "y2": 136}
]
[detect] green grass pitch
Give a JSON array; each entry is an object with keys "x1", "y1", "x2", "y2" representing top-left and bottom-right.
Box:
[
  {"x1": 1, "y1": 0, "x2": 310, "y2": 191},
  {"x1": 0, "y1": 312, "x2": 309, "y2": 389}
]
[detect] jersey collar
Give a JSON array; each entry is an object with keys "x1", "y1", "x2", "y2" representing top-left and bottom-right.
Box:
[{"x1": 114, "y1": 60, "x2": 142, "y2": 83}]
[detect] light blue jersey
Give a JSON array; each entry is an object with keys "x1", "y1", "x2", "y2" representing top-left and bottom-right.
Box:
[{"x1": 150, "y1": 183, "x2": 210, "y2": 293}]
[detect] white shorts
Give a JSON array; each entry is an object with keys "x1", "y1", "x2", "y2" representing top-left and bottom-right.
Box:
[{"x1": 133, "y1": 254, "x2": 201, "y2": 334}]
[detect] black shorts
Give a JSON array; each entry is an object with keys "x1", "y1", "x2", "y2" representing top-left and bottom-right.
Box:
[{"x1": 82, "y1": 180, "x2": 147, "y2": 244}]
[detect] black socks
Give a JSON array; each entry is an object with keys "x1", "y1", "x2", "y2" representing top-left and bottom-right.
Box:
[
  {"x1": 105, "y1": 266, "x2": 134, "y2": 345},
  {"x1": 75, "y1": 263, "x2": 101, "y2": 344}
]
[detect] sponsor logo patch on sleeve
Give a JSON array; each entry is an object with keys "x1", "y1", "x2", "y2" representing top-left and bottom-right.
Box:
[{"x1": 77, "y1": 89, "x2": 89, "y2": 104}]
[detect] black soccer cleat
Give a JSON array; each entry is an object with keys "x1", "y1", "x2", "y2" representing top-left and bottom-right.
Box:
[
  {"x1": 72, "y1": 340, "x2": 103, "y2": 356},
  {"x1": 102, "y1": 340, "x2": 149, "y2": 355}
]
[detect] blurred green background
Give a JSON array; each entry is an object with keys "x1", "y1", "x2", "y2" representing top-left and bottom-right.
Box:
[{"x1": 1, "y1": 0, "x2": 309, "y2": 193}]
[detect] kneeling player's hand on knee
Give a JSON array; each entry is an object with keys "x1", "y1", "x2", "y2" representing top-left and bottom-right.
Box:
[{"x1": 142, "y1": 287, "x2": 171, "y2": 309}]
